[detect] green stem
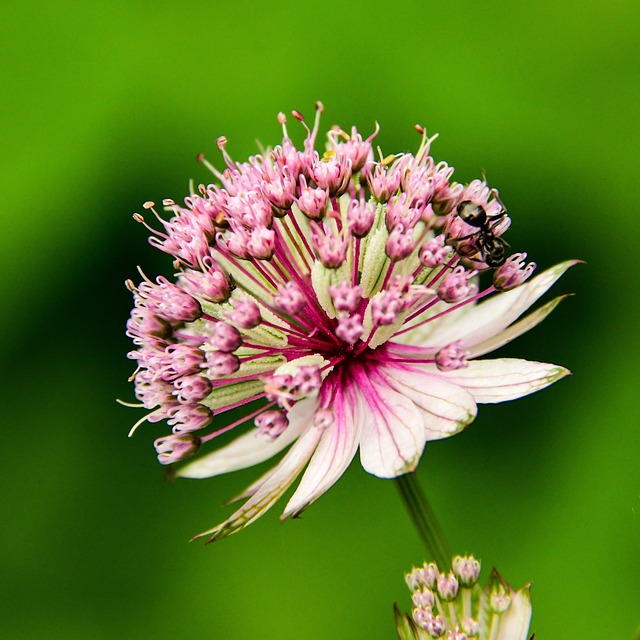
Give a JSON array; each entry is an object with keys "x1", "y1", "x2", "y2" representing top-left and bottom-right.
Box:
[{"x1": 394, "y1": 472, "x2": 451, "y2": 569}]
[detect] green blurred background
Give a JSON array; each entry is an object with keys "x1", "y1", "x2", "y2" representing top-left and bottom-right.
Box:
[{"x1": 2, "y1": 0, "x2": 638, "y2": 638}]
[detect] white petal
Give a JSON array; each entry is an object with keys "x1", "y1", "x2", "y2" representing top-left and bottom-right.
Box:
[
  {"x1": 357, "y1": 372, "x2": 426, "y2": 478},
  {"x1": 440, "y1": 358, "x2": 570, "y2": 403},
  {"x1": 380, "y1": 365, "x2": 477, "y2": 440},
  {"x1": 177, "y1": 399, "x2": 316, "y2": 479},
  {"x1": 403, "y1": 261, "x2": 578, "y2": 349},
  {"x1": 283, "y1": 385, "x2": 363, "y2": 518},
  {"x1": 496, "y1": 586, "x2": 532, "y2": 640},
  {"x1": 469, "y1": 295, "x2": 568, "y2": 357},
  {"x1": 193, "y1": 423, "x2": 322, "y2": 541}
]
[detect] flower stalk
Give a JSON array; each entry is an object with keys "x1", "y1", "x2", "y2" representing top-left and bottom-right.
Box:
[{"x1": 395, "y1": 472, "x2": 450, "y2": 569}]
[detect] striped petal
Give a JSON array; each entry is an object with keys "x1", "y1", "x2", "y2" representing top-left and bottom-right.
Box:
[
  {"x1": 404, "y1": 260, "x2": 578, "y2": 349},
  {"x1": 469, "y1": 295, "x2": 569, "y2": 357},
  {"x1": 177, "y1": 399, "x2": 315, "y2": 479},
  {"x1": 440, "y1": 358, "x2": 570, "y2": 403},
  {"x1": 380, "y1": 365, "x2": 477, "y2": 440},
  {"x1": 357, "y1": 372, "x2": 426, "y2": 478},
  {"x1": 282, "y1": 385, "x2": 363, "y2": 518},
  {"x1": 193, "y1": 421, "x2": 322, "y2": 541}
]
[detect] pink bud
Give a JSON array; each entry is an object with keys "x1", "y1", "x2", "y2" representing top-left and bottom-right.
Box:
[
  {"x1": 205, "y1": 351, "x2": 241, "y2": 378},
  {"x1": 296, "y1": 176, "x2": 327, "y2": 219},
  {"x1": 437, "y1": 266, "x2": 478, "y2": 303},
  {"x1": 163, "y1": 344, "x2": 205, "y2": 379},
  {"x1": 335, "y1": 313, "x2": 364, "y2": 344},
  {"x1": 168, "y1": 404, "x2": 213, "y2": 433},
  {"x1": 386, "y1": 224, "x2": 417, "y2": 262},
  {"x1": 254, "y1": 410, "x2": 289, "y2": 441},
  {"x1": 329, "y1": 281, "x2": 363, "y2": 313},
  {"x1": 412, "y1": 587, "x2": 435, "y2": 609},
  {"x1": 347, "y1": 199, "x2": 376, "y2": 237},
  {"x1": 493, "y1": 253, "x2": 536, "y2": 291},
  {"x1": 452, "y1": 555, "x2": 481, "y2": 587},
  {"x1": 154, "y1": 433, "x2": 201, "y2": 464},
  {"x1": 435, "y1": 340, "x2": 470, "y2": 372},
  {"x1": 419, "y1": 235, "x2": 449, "y2": 267},
  {"x1": 211, "y1": 322, "x2": 243, "y2": 352},
  {"x1": 246, "y1": 226, "x2": 276, "y2": 260},
  {"x1": 371, "y1": 290, "x2": 402, "y2": 326},
  {"x1": 273, "y1": 282, "x2": 307, "y2": 315},
  {"x1": 139, "y1": 276, "x2": 202, "y2": 323},
  {"x1": 173, "y1": 374, "x2": 212, "y2": 404},
  {"x1": 437, "y1": 572, "x2": 459, "y2": 601},
  {"x1": 230, "y1": 299, "x2": 262, "y2": 329},
  {"x1": 311, "y1": 225, "x2": 348, "y2": 268}
]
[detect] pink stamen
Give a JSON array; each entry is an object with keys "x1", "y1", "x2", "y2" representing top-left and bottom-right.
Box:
[{"x1": 201, "y1": 400, "x2": 278, "y2": 443}]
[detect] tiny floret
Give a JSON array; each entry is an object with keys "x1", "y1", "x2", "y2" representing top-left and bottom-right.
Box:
[
  {"x1": 124, "y1": 104, "x2": 573, "y2": 540},
  {"x1": 452, "y1": 555, "x2": 481, "y2": 587},
  {"x1": 493, "y1": 252, "x2": 536, "y2": 291}
]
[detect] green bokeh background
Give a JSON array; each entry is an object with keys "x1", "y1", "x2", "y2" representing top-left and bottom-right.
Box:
[{"x1": 2, "y1": 1, "x2": 638, "y2": 638}]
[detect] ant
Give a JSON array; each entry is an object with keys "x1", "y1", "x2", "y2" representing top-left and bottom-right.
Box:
[{"x1": 448, "y1": 193, "x2": 510, "y2": 268}]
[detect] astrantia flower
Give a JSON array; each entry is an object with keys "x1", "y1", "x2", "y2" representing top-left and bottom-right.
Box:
[
  {"x1": 125, "y1": 103, "x2": 573, "y2": 540},
  {"x1": 396, "y1": 556, "x2": 533, "y2": 640}
]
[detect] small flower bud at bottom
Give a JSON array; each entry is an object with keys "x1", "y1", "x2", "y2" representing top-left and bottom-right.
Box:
[
  {"x1": 421, "y1": 562, "x2": 440, "y2": 589},
  {"x1": 412, "y1": 586, "x2": 435, "y2": 609},
  {"x1": 424, "y1": 612, "x2": 446, "y2": 638},
  {"x1": 437, "y1": 572, "x2": 459, "y2": 601},
  {"x1": 489, "y1": 586, "x2": 512, "y2": 613},
  {"x1": 452, "y1": 555, "x2": 480, "y2": 587},
  {"x1": 461, "y1": 618, "x2": 479, "y2": 636},
  {"x1": 405, "y1": 566, "x2": 424, "y2": 591}
]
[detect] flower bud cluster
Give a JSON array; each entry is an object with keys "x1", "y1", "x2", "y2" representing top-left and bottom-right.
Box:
[{"x1": 398, "y1": 556, "x2": 532, "y2": 640}]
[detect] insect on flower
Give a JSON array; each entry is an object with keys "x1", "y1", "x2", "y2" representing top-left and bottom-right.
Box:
[
  {"x1": 450, "y1": 194, "x2": 510, "y2": 267},
  {"x1": 124, "y1": 103, "x2": 575, "y2": 541}
]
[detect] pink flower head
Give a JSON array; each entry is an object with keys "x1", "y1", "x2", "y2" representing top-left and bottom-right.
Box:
[{"x1": 125, "y1": 105, "x2": 574, "y2": 540}]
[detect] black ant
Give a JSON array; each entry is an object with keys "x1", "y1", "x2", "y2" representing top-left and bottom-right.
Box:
[{"x1": 448, "y1": 195, "x2": 510, "y2": 268}]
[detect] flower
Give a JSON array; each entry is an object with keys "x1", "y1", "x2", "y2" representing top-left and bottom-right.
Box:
[
  {"x1": 125, "y1": 103, "x2": 573, "y2": 541},
  {"x1": 396, "y1": 556, "x2": 533, "y2": 640}
]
